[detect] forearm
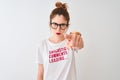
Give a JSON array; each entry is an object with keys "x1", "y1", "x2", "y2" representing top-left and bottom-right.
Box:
[
  {"x1": 37, "y1": 64, "x2": 44, "y2": 80},
  {"x1": 37, "y1": 75, "x2": 43, "y2": 80}
]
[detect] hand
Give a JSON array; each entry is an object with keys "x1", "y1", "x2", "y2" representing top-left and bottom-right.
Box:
[{"x1": 64, "y1": 32, "x2": 84, "y2": 50}]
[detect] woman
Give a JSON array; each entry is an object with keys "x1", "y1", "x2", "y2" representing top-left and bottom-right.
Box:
[{"x1": 37, "y1": 1, "x2": 84, "y2": 80}]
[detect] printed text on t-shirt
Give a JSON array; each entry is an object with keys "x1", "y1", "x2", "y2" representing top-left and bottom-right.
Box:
[{"x1": 49, "y1": 47, "x2": 68, "y2": 63}]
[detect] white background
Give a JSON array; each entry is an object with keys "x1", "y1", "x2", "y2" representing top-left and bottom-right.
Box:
[{"x1": 0, "y1": 0, "x2": 120, "y2": 80}]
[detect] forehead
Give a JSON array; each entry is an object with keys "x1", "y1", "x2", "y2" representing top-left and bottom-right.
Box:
[{"x1": 51, "y1": 15, "x2": 67, "y2": 23}]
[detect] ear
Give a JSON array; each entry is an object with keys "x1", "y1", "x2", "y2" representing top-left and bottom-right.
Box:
[
  {"x1": 49, "y1": 24, "x2": 51, "y2": 27},
  {"x1": 49, "y1": 23, "x2": 51, "y2": 27}
]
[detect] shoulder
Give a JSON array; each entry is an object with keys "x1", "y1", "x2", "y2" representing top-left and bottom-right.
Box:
[{"x1": 37, "y1": 38, "x2": 48, "y2": 48}]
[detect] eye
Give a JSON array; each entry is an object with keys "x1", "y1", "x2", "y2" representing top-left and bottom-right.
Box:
[
  {"x1": 51, "y1": 22, "x2": 58, "y2": 26},
  {"x1": 54, "y1": 23, "x2": 58, "y2": 26},
  {"x1": 60, "y1": 24, "x2": 66, "y2": 26}
]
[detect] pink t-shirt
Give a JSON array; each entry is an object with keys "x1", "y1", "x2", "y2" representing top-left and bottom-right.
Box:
[{"x1": 37, "y1": 39, "x2": 77, "y2": 80}]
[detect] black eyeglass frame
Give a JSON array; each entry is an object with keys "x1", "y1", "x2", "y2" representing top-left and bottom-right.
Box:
[{"x1": 50, "y1": 22, "x2": 69, "y2": 30}]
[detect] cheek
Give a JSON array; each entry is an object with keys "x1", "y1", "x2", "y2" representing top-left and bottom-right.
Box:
[
  {"x1": 62, "y1": 30, "x2": 66, "y2": 33},
  {"x1": 60, "y1": 30, "x2": 67, "y2": 35},
  {"x1": 62, "y1": 28, "x2": 68, "y2": 33},
  {"x1": 50, "y1": 29, "x2": 56, "y2": 34}
]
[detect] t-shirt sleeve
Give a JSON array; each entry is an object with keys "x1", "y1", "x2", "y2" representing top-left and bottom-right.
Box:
[{"x1": 36, "y1": 42, "x2": 43, "y2": 64}]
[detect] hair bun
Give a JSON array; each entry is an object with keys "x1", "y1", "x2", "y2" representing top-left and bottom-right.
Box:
[{"x1": 55, "y1": 2, "x2": 67, "y2": 10}]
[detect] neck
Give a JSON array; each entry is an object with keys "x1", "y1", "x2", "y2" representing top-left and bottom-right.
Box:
[{"x1": 49, "y1": 35, "x2": 65, "y2": 43}]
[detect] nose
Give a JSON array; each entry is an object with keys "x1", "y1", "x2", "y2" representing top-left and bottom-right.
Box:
[{"x1": 56, "y1": 26, "x2": 61, "y2": 31}]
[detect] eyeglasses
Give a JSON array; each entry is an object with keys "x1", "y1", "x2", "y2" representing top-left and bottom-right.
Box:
[{"x1": 50, "y1": 22, "x2": 69, "y2": 30}]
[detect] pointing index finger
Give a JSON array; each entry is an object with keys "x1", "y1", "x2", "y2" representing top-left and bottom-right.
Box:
[{"x1": 70, "y1": 31, "x2": 81, "y2": 36}]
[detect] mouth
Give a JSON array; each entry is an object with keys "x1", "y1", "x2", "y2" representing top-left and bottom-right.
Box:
[{"x1": 56, "y1": 32, "x2": 61, "y2": 35}]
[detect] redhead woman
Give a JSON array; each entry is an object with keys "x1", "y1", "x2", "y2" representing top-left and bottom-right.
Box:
[{"x1": 37, "y1": 2, "x2": 84, "y2": 80}]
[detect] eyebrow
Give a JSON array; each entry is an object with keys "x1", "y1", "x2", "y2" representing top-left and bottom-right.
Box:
[{"x1": 51, "y1": 22, "x2": 67, "y2": 24}]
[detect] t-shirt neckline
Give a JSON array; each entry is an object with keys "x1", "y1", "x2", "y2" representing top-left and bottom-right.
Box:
[{"x1": 46, "y1": 38, "x2": 65, "y2": 46}]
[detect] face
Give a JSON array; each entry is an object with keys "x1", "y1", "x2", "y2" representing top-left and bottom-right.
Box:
[{"x1": 50, "y1": 15, "x2": 68, "y2": 38}]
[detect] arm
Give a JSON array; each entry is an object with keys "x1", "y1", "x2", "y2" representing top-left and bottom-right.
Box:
[{"x1": 37, "y1": 64, "x2": 44, "y2": 80}]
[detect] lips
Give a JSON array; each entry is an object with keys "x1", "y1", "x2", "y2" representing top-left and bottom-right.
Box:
[{"x1": 56, "y1": 32, "x2": 61, "y2": 35}]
